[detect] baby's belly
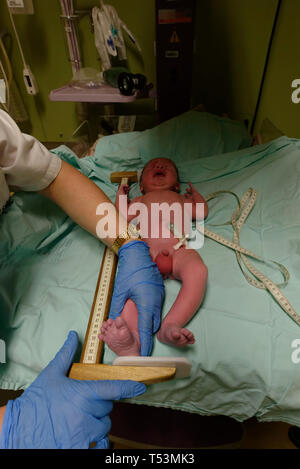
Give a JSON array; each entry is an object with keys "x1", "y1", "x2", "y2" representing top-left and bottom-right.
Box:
[
  {"x1": 141, "y1": 215, "x2": 190, "y2": 264},
  {"x1": 134, "y1": 193, "x2": 194, "y2": 275}
]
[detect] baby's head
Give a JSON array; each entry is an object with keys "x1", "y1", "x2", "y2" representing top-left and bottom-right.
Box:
[{"x1": 140, "y1": 158, "x2": 180, "y2": 194}]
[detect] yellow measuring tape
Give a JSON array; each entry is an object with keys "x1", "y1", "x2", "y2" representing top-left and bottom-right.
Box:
[{"x1": 199, "y1": 188, "x2": 300, "y2": 326}]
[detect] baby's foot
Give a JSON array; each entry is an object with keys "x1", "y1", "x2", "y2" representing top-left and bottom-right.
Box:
[
  {"x1": 99, "y1": 317, "x2": 140, "y2": 356},
  {"x1": 157, "y1": 322, "x2": 195, "y2": 347}
]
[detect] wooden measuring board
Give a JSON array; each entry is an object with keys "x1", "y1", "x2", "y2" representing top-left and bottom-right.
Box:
[{"x1": 80, "y1": 247, "x2": 117, "y2": 365}]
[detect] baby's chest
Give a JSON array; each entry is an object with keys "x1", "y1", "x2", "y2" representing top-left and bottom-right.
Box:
[
  {"x1": 141, "y1": 191, "x2": 184, "y2": 208},
  {"x1": 131, "y1": 193, "x2": 189, "y2": 230}
]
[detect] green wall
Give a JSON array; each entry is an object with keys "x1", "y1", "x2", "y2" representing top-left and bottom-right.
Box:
[
  {"x1": 193, "y1": 0, "x2": 278, "y2": 129},
  {"x1": 193, "y1": 0, "x2": 300, "y2": 138},
  {"x1": 254, "y1": 0, "x2": 300, "y2": 137}
]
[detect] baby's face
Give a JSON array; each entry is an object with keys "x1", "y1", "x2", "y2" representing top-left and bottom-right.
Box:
[{"x1": 140, "y1": 158, "x2": 180, "y2": 194}]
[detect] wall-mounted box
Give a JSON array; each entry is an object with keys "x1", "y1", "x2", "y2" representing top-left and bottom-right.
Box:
[
  {"x1": 155, "y1": 0, "x2": 195, "y2": 122},
  {"x1": 7, "y1": 0, "x2": 34, "y2": 15}
]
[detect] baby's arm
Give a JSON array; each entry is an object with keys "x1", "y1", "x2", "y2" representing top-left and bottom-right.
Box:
[
  {"x1": 116, "y1": 184, "x2": 130, "y2": 216},
  {"x1": 183, "y1": 182, "x2": 208, "y2": 219},
  {"x1": 116, "y1": 185, "x2": 142, "y2": 223}
]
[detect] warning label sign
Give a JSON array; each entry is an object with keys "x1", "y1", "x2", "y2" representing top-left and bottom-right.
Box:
[
  {"x1": 158, "y1": 8, "x2": 192, "y2": 24},
  {"x1": 169, "y1": 31, "x2": 180, "y2": 43}
]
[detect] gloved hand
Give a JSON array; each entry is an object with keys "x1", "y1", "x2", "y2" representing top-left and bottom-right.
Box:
[
  {"x1": 109, "y1": 240, "x2": 165, "y2": 356},
  {"x1": 0, "y1": 331, "x2": 146, "y2": 449}
]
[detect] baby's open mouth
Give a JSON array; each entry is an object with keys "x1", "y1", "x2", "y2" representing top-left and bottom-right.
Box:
[{"x1": 153, "y1": 170, "x2": 166, "y2": 177}]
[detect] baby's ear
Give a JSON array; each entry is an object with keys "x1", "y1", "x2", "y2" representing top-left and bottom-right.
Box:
[{"x1": 140, "y1": 183, "x2": 145, "y2": 194}]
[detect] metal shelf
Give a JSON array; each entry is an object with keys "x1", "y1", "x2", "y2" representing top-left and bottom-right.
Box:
[{"x1": 49, "y1": 83, "x2": 138, "y2": 103}]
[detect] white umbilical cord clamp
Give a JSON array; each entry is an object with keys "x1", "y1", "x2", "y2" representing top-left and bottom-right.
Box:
[{"x1": 172, "y1": 232, "x2": 190, "y2": 250}]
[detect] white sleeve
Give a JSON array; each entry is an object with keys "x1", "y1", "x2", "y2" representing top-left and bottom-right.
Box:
[{"x1": 0, "y1": 110, "x2": 62, "y2": 192}]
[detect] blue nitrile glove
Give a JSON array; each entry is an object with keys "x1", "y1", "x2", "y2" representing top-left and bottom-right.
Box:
[
  {"x1": 0, "y1": 331, "x2": 146, "y2": 449},
  {"x1": 109, "y1": 240, "x2": 165, "y2": 356}
]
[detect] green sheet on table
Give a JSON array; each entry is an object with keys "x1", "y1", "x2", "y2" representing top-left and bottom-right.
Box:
[{"x1": 1, "y1": 112, "x2": 300, "y2": 425}]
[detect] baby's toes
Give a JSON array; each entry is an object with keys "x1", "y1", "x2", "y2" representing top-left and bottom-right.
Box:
[
  {"x1": 101, "y1": 320, "x2": 110, "y2": 332},
  {"x1": 170, "y1": 328, "x2": 181, "y2": 340},
  {"x1": 182, "y1": 328, "x2": 195, "y2": 344},
  {"x1": 115, "y1": 316, "x2": 127, "y2": 329}
]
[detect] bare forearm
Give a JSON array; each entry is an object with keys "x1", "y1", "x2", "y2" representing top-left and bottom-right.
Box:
[
  {"x1": 0, "y1": 406, "x2": 6, "y2": 434},
  {"x1": 117, "y1": 195, "x2": 139, "y2": 225},
  {"x1": 39, "y1": 160, "x2": 129, "y2": 247}
]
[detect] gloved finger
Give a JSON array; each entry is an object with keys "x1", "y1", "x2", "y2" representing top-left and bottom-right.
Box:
[
  {"x1": 88, "y1": 416, "x2": 112, "y2": 448},
  {"x1": 133, "y1": 284, "x2": 164, "y2": 334},
  {"x1": 136, "y1": 307, "x2": 156, "y2": 355},
  {"x1": 139, "y1": 330, "x2": 153, "y2": 357},
  {"x1": 68, "y1": 379, "x2": 114, "y2": 418},
  {"x1": 47, "y1": 330, "x2": 79, "y2": 376},
  {"x1": 91, "y1": 436, "x2": 110, "y2": 449},
  {"x1": 108, "y1": 291, "x2": 127, "y2": 320},
  {"x1": 136, "y1": 308, "x2": 160, "y2": 336},
  {"x1": 153, "y1": 311, "x2": 161, "y2": 333},
  {"x1": 83, "y1": 380, "x2": 146, "y2": 401}
]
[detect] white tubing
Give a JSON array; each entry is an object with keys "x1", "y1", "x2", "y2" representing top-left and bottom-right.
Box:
[
  {"x1": 60, "y1": 0, "x2": 81, "y2": 76},
  {"x1": 7, "y1": 8, "x2": 27, "y2": 68}
]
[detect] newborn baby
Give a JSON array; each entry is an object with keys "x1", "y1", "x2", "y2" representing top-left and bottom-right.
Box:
[{"x1": 99, "y1": 158, "x2": 208, "y2": 355}]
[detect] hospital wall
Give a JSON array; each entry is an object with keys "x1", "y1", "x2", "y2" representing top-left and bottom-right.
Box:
[
  {"x1": 194, "y1": 0, "x2": 300, "y2": 138},
  {"x1": 193, "y1": 0, "x2": 278, "y2": 128},
  {"x1": 253, "y1": 0, "x2": 300, "y2": 138},
  {"x1": 0, "y1": 0, "x2": 299, "y2": 141}
]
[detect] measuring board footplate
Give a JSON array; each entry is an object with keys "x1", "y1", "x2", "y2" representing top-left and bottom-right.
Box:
[
  {"x1": 69, "y1": 363, "x2": 176, "y2": 384},
  {"x1": 113, "y1": 356, "x2": 191, "y2": 379}
]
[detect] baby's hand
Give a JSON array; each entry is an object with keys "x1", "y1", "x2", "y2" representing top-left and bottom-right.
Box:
[
  {"x1": 116, "y1": 184, "x2": 130, "y2": 212},
  {"x1": 117, "y1": 184, "x2": 130, "y2": 196},
  {"x1": 184, "y1": 182, "x2": 208, "y2": 219},
  {"x1": 184, "y1": 182, "x2": 196, "y2": 200}
]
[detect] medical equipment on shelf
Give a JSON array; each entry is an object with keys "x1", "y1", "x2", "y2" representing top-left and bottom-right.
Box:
[
  {"x1": 69, "y1": 170, "x2": 191, "y2": 384},
  {"x1": 103, "y1": 67, "x2": 147, "y2": 96},
  {"x1": 70, "y1": 67, "x2": 104, "y2": 89},
  {"x1": 92, "y1": 0, "x2": 142, "y2": 73},
  {"x1": 69, "y1": 65, "x2": 147, "y2": 97},
  {"x1": 22, "y1": 66, "x2": 38, "y2": 95},
  {"x1": 49, "y1": 83, "x2": 140, "y2": 103},
  {"x1": 6, "y1": 2, "x2": 38, "y2": 95},
  {"x1": 59, "y1": 0, "x2": 81, "y2": 76},
  {"x1": 51, "y1": 1, "x2": 147, "y2": 104}
]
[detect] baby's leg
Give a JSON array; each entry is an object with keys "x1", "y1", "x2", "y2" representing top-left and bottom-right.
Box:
[
  {"x1": 99, "y1": 299, "x2": 140, "y2": 356},
  {"x1": 157, "y1": 247, "x2": 207, "y2": 347}
]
